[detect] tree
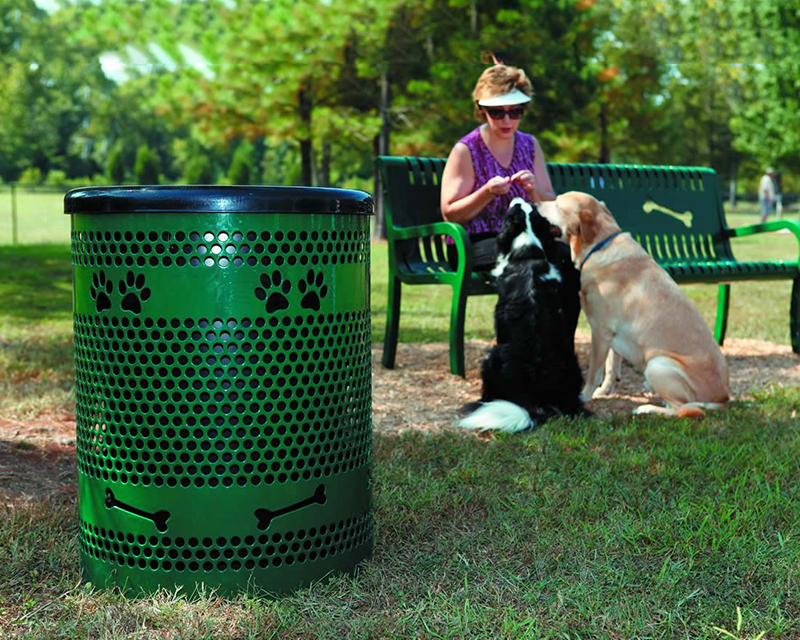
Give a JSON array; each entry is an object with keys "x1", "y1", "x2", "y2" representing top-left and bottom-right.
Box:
[
  {"x1": 134, "y1": 145, "x2": 160, "y2": 184},
  {"x1": 106, "y1": 143, "x2": 126, "y2": 184},
  {"x1": 227, "y1": 142, "x2": 255, "y2": 185},
  {"x1": 729, "y1": 0, "x2": 800, "y2": 174},
  {"x1": 157, "y1": 0, "x2": 397, "y2": 186},
  {"x1": 183, "y1": 155, "x2": 213, "y2": 184},
  {"x1": 0, "y1": 0, "x2": 107, "y2": 181},
  {"x1": 563, "y1": 0, "x2": 668, "y2": 164}
]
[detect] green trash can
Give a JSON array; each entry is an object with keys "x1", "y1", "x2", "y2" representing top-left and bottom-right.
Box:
[{"x1": 65, "y1": 186, "x2": 374, "y2": 596}]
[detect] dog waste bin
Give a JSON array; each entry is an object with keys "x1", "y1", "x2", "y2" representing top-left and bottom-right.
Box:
[{"x1": 66, "y1": 186, "x2": 374, "y2": 595}]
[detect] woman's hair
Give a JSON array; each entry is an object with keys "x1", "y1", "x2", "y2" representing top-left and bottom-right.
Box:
[{"x1": 472, "y1": 64, "x2": 533, "y2": 121}]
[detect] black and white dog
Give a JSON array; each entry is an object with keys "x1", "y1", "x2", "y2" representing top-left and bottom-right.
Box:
[{"x1": 459, "y1": 198, "x2": 588, "y2": 432}]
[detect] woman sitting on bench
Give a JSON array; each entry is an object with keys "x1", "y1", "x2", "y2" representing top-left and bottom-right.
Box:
[{"x1": 439, "y1": 60, "x2": 580, "y2": 336}]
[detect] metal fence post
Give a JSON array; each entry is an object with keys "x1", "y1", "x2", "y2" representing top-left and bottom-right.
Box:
[{"x1": 11, "y1": 183, "x2": 19, "y2": 245}]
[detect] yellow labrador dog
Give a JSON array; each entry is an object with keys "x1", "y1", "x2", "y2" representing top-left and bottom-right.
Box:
[{"x1": 537, "y1": 191, "x2": 729, "y2": 418}]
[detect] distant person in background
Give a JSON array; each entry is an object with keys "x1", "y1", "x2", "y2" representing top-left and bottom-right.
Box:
[
  {"x1": 759, "y1": 169, "x2": 776, "y2": 223},
  {"x1": 770, "y1": 169, "x2": 783, "y2": 219}
]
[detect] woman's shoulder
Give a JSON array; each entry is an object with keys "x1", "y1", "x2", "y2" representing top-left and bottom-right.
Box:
[
  {"x1": 517, "y1": 130, "x2": 539, "y2": 146},
  {"x1": 516, "y1": 130, "x2": 539, "y2": 157},
  {"x1": 457, "y1": 126, "x2": 483, "y2": 147},
  {"x1": 447, "y1": 127, "x2": 482, "y2": 161}
]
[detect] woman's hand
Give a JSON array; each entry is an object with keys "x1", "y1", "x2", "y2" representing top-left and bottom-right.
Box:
[
  {"x1": 485, "y1": 175, "x2": 513, "y2": 196},
  {"x1": 511, "y1": 170, "x2": 537, "y2": 200}
]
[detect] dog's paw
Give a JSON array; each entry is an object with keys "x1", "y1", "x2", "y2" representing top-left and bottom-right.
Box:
[
  {"x1": 632, "y1": 404, "x2": 671, "y2": 416},
  {"x1": 595, "y1": 378, "x2": 619, "y2": 397}
]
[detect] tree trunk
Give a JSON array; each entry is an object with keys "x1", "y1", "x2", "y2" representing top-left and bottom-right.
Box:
[
  {"x1": 319, "y1": 140, "x2": 331, "y2": 187},
  {"x1": 298, "y1": 85, "x2": 313, "y2": 186},
  {"x1": 470, "y1": 0, "x2": 477, "y2": 34},
  {"x1": 373, "y1": 68, "x2": 391, "y2": 240},
  {"x1": 598, "y1": 98, "x2": 610, "y2": 164},
  {"x1": 707, "y1": 92, "x2": 716, "y2": 169},
  {"x1": 728, "y1": 159, "x2": 737, "y2": 207}
]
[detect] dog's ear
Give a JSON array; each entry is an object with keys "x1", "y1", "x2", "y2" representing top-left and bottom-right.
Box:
[
  {"x1": 579, "y1": 208, "x2": 599, "y2": 245},
  {"x1": 496, "y1": 208, "x2": 519, "y2": 255},
  {"x1": 598, "y1": 199, "x2": 622, "y2": 233},
  {"x1": 564, "y1": 211, "x2": 580, "y2": 238},
  {"x1": 599, "y1": 200, "x2": 615, "y2": 221}
]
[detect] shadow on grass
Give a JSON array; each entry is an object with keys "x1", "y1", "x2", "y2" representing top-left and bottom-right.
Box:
[
  {"x1": 0, "y1": 244, "x2": 72, "y2": 323},
  {"x1": 0, "y1": 438, "x2": 76, "y2": 501},
  {"x1": 0, "y1": 328, "x2": 74, "y2": 380},
  {"x1": 1, "y1": 418, "x2": 800, "y2": 636}
]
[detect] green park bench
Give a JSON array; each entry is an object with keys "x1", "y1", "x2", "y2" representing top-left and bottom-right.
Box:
[{"x1": 376, "y1": 155, "x2": 800, "y2": 377}]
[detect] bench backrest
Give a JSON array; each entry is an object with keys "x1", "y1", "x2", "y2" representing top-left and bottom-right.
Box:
[{"x1": 376, "y1": 156, "x2": 732, "y2": 266}]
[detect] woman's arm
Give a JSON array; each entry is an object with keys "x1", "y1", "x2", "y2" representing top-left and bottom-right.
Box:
[
  {"x1": 440, "y1": 143, "x2": 511, "y2": 223},
  {"x1": 530, "y1": 137, "x2": 556, "y2": 201},
  {"x1": 509, "y1": 137, "x2": 556, "y2": 203}
]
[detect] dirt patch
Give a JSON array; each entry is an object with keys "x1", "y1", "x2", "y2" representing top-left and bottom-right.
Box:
[
  {"x1": 372, "y1": 330, "x2": 800, "y2": 433},
  {"x1": 1, "y1": 333, "x2": 798, "y2": 499}
]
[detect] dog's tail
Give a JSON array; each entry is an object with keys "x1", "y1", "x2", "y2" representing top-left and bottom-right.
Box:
[{"x1": 457, "y1": 400, "x2": 535, "y2": 432}]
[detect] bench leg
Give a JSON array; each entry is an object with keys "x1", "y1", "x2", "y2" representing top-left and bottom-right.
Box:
[
  {"x1": 449, "y1": 281, "x2": 468, "y2": 377},
  {"x1": 714, "y1": 283, "x2": 730, "y2": 347},
  {"x1": 791, "y1": 277, "x2": 800, "y2": 354},
  {"x1": 382, "y1": 275, "x2": 401, "y2": 369}
]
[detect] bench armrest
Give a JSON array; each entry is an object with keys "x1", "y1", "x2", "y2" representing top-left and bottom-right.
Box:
[
  {"x1": 390, "y1": 220, "x2": 476, "y2": 280},
  {"x1": 726, "y1": 220, "x2": 800, "y2": 264}
]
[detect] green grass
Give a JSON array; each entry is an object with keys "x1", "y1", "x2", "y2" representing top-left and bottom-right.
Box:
[
  {"x1": 0, "y1": 244, "x2": 74, "y2": 418},
  {"x1": 1, "y1": 225, "x2": 799, "y2": 638},
  {"x1": 0, "y1": 190, "x2": 70, "y2": 245},
  {"x1": 3, "y1": 400, "x2": 800, "y2": 638}
]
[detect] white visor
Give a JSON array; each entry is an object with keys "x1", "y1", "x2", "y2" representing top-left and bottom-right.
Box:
[{"x1": 477, "y1": 88, "x2": 532, "y2": 107}]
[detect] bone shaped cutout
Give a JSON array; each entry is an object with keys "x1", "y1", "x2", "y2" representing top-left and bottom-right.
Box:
[
  {"x1": 642, "y1": 198, "x2": 693, "y2": 228},
  {"x1": 254, "y1": 485, "x2": 327, "y2": 530},
  {"x1": 105, "y1": 488, "x2": 171, "y2": 533}
]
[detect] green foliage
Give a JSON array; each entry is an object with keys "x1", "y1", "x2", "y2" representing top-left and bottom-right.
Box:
[
  {"x1": 2, "y1": 0, "x2": 800, "y2": 197},
  {"x1": 728, "y1": 0, "x2": 800, "y2": 173},
  {"x1": 105, "y1": 143, "x2": 126, "y2": 184},
  {"x1": 182, "y1": 155, "x2": 213, "y2": 185},
  {"x1": 133, "y1": 145, "x2": 160, "y2": 185},
  {"x1": 0, "y1": 0, "x2": 106, "y2": 182},
  {"x1": 226, "y1": 142, "x2": 255, "y2": 186},
  {"x1": 44, "y1": 169, "x2": 68, "y2": 186},
  {"x1": 261, "y1": 142, "x2": 297, "y2": 186},
  {"x1": 17, "y1": 167, "x2": 42, "y2": 186}
]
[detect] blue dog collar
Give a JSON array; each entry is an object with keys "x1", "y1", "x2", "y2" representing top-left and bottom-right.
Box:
[{"x1": 580, "y1": 232, "x2": 621, "y2": 270}]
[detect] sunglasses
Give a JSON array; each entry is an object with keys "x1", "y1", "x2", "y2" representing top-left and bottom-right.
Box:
[{"x1": 483, "y1": 106, "x2": 526, "y2": 120}]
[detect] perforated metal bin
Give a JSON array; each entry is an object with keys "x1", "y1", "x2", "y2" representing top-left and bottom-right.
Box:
[{"x1": 65, "y1": 186, "x2": 374, "y2": 596}]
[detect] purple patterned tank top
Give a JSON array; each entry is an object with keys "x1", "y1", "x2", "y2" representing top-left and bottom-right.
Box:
[{"x1": 451, "y1": 127, "x2": 537, "y2": 240}]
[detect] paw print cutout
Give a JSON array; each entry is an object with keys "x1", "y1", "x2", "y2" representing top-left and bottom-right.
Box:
[
  {"x1": 90, "y1": 270, "x2": 113, "y2": 313},
  {"x1": 255, "y1": 271, "x2": 291, "y2": 313},
  {"x1": 298, "y1": 269, "x2": 328, "y2": 312},
  {"x1": 118, "y1": 271, "x2": 151, "y2": 314}
]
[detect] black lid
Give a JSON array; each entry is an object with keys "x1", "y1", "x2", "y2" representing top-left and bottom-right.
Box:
[{"x1": 64, "y1": 185, "x2": 373, "y2": 215}]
